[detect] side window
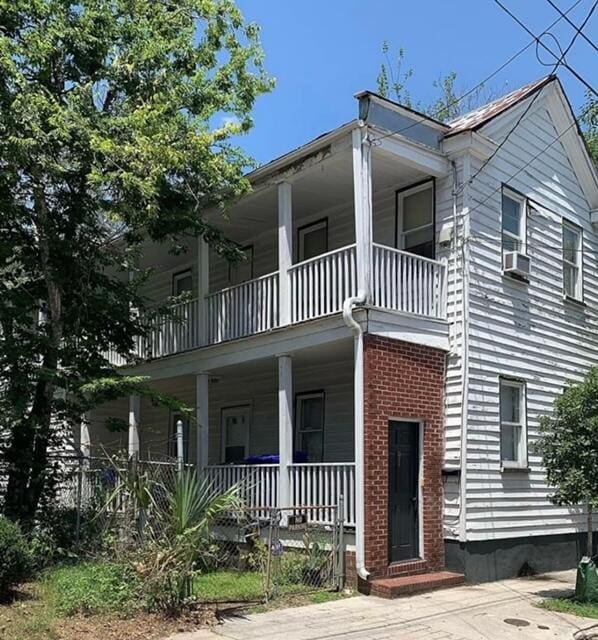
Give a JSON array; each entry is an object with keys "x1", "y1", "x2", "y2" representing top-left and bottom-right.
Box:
[
  {"x1": 168, "y1": 412, "x2": 189, "y2": 463},
  {"x1": 562, "y1": 221, "x2": 583, "y2": 300},
  {"x1": 298, "y1": 219, "x2": 328, "y2": 262},
  {"x1": 229, "y1": 245, "x2": 253, "y2": 286},
  {"x1": 173, "y1": 269, "x2": 193, "y2": 296},
  {"x1": 295, "y1": 392, "x2": 325, "y2": 462},
  {"x1": 501, "y1": 188, "x2": 526, "y2": 255},
  {"x1": 499, "y1": 378, "x2": 527, "y2": 469},
  {"x1": 221, "y1": 406, "x2": 250, "y2": 463},
  {"x1": 396, "y1": 180, "x2": 435, "y2": 259}
]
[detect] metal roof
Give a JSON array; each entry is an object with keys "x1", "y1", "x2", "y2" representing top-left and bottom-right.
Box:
[{"x1": 445, "y1": 75, "x2": 555, "y2": 137}]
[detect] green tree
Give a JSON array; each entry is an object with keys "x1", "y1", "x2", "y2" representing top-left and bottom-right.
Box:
[
  {"x1": 376, "y1": 42, "x2": 491, "y2": 121},
  {"x1": 536, "y1": 368, "x2": 598, "y2": 556},
  {"x1": 580, "y1": 91, "x2": 598, "y2": 167},
  {"x1": 0, "y1": 0, "x2": 272, "y2": 525}
]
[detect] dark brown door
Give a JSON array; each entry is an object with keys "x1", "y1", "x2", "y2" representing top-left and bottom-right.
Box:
[{"x1": 389, "y1": 421, "x2": 420, "y2": 562}]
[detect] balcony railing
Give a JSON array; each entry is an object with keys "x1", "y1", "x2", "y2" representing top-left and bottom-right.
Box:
[
  {"x1": 289, "y1": 244, "x2": 357, "y2": 323},
  {"x1": 106, "y1": 243, "x2": 447, "y2": 364},
  {"x1": 204, "y1": 462, "x2": 356, "y2": 527},
  {"x1": 373, "y1": 244, "x2": 447, "y2": 319},
  {"x1": 206, "y1": 271, "x2": 278, "y2": 344}
]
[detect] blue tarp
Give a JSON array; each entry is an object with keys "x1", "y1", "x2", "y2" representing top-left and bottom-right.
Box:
[{"x1": 243, "y1": 452, "x2": 308, "y2": 464}]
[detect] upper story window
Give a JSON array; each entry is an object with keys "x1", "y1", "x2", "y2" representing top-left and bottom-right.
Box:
[
  {"x1": 499, "y1": 378, "x2": 527, "y2": 469},
  {"x1": 298, "y1": 219, "x2": 328, "y2": 262},
  {"x1": 229, "y1": 245, "x2": 253, "y2": 286},
  {"x1": 173, "y1": 269, "x2": 193, "y2": 296},
  {"x1": 563, "y1": 221, "x2": 583, "y2": 300},
  {"x1": 295, "y1": 391, "x2": 325, "y2": 462},
  {"x1": 396, "y1": 180, "x2": 435, "y2": 259},
  {"x1": 501, "y1": 187, "x2": 526, "y2": 254}
]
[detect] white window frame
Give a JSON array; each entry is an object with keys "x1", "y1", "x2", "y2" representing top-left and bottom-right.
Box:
[
  {"x1": 499, "y1": 378, "x2": 527, "y2": 470},
  {"x1": 220, "y1": 405, "x2": 251, "y2": 464},
  {"x1": 298, "y1": 219, "x2": 328, "y2": 262},
  {"x1": 172, "y1": 269, "x2": 193, "y2": 296},
  {"x1": 562, "y1": 220, "x2": 583, "y2": 301},
  {"x1": 295, "y1": 391, "x2": 325, "y2": 462},
  {"x1": 501, "y1": 187, "x2": 527, "y2": 260},
  {"x1": 396, "y1": 180, "x2": 435, "y2": 257}
]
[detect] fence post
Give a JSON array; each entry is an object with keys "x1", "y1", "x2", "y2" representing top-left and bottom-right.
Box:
[
  {"x1": 176, "y1": 418, "x2": 184, "y2": 475},
  {"x1": 75, "y1": 455, "x2": 83, "y2": 547},
  {"x1": 337, "y1": 494, "x2": 345, "y2": 591}
]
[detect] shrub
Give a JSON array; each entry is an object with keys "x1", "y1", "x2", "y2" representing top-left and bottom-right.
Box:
[
  {"x1": 0, "y1": 516, "x2": 32, "y2": 597},
  {"x1": 46, "y1": 561, "x2": 140, "y2": 616}
]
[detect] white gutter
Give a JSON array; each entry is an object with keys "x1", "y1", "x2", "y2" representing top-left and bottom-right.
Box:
[{"x1": 342, "y1": 293, "x2": 369, "y2": 581}]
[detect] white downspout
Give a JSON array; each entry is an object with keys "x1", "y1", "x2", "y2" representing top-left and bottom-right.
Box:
[
  {"x1": 343, "y1": 294, "x2": 369, "y2": 581},
  {"x1": 346, "y1": 123, "x2": 372, "y2": 582}
]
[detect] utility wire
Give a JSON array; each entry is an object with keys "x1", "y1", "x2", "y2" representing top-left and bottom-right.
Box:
[
  {"x1": 463, "y1": 0, "x2": 597, "y2": 193},
  {"x1": 493, "y1": 0, "x2": 598, "y2": 96},
  {"x1": 545, "y1": 0, "x2": 598, "y2": 52},
  {"x1": 369, "y1": 0, "x2": 586, "y2": 145},
  {"x1": 464, "y1": 102, "x2": 593, "y2": 221}
]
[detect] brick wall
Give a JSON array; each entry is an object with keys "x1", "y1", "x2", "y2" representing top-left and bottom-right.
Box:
[{"x1": 363, "y1": 334, "x2": 446, "y2": 577}]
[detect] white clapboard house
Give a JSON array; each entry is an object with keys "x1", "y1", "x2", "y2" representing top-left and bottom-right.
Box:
[{"x1": 85, "y1": 75, "x2": 598, "y2": 591}]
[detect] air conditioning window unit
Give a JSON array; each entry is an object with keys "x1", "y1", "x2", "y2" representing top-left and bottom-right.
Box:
[{"x1": 503, "y1": 251, "x2": 531, "y2": 278}]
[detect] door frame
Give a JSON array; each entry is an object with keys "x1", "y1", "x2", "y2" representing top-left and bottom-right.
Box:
[{"x1": 388, "y1": 417, "x2": 425, "y2": 563}]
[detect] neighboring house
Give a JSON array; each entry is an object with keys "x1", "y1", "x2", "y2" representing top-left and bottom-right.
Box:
[{"x1": 85, "y1": 74, "x2": 598, "y2": 588}]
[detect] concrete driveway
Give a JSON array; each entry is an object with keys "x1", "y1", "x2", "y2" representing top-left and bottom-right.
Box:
[{"x1": 171, "y1": 571, "x2": 598, "y2": 640}]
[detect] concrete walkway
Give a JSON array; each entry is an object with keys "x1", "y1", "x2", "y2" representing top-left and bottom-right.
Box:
[{"x1": 172, "y1": 571, "x2": 598, "y2": 640}]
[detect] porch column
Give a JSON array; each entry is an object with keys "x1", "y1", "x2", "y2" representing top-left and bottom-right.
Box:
[
  {"x1": 128, "y1": 395, "x2": 140, "y2": 459},
  {"x1": 79, "y1": 415, "x2": 91, "y2": 461},
  {"x1": 196, "y1": 372, "x2": 209, "y2": 470},
  {"x1": 278, "y1": 181, "x2": 293, "y2": 326},
  {"x1": 197, "y1": 237, "x2": 210, "y2": 345},
  {"x1": 278, "y1": 354, "x2": 293, "y2": 510},
  {"x1": 352, "y1": 127, "x2": 373, "y2": 303}
]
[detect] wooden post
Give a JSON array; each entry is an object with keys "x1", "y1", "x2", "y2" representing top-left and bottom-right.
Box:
[
  {"x1": 197, "y1": 237, "x2": 209, "y2": 345},
  {"x1": 352, "y1": 127, "x2": 373, "y2": 303},
  {"x1": 128, "y1": 395, "x2": 140, "y2": 459},
  {"x1": 278, "y1": 182, "x2": 293, "y2": 326},
  {"x1": 278, "y1": 355, "x2": 293, "y2": 511},
  {"x1": 196, "y1": 373, "x2": 209, "y2": 471},
  {"x1": 588, "y1": 502, "x2": 593, "y2": 558}
]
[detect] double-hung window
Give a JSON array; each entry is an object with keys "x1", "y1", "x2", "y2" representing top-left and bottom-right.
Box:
[
  {"x1": 501, "y1": 188, "x2": 526, "y2": 255},
  {"x1": 173, "y1": 269, "x2": 193, "y2": 296},
  {"x1": 295, "y1": 392, "x2": 325, "y2": 462},
  {"x1": 221, "y1": 406, "x2": 250, "y2": 464},
  {"x1": 563, "y1": 221, "x2": 582, "y2": 300},
  {"x1": 298, "y1": 219, "x2": 328, "y2": 262},
  {"x1": 397, "y1": 181, "x2": 435, "y2": 259},
  {"x1": 229, "y1": 245, "x2": 253, "y2": 286},
  {"x1": 499, "y1": 378, "x2": 527, "y2": 469}
]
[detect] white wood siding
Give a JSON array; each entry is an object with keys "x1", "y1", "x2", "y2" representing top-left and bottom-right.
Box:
[{"x1": 463, "y1": 95, "x2": 598, "y2": 541}]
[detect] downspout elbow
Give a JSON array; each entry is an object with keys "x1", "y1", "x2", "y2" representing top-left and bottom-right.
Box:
[{"x1": 342, "y1": 292, "x2": 366, "y2": 334}]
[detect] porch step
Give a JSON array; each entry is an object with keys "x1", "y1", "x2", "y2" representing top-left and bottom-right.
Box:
[{"x1": 370, "y1": 571, "x2": 465, "y2": 599}]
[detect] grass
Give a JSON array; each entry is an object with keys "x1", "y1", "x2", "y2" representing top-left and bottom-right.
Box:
[
  {"x1": 539, "y1": 597, "x2": 598, "y2": 619},
  {"x1": 194, "y1": 571, "x2": 264, "y2": 602}
]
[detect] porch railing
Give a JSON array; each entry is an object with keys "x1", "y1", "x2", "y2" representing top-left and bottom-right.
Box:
[
  {"x1": 204, "y1": 464, "x2": 279, "y2": 520},
  {"x1": 144, "y1": 298, "x2": 202, "y2": 359},
  {"x1": 290, "y1": 462, "x2": 356, "y2": 527},
  {"x1": 204, "y1": 462, "x2": 356, "y2": 527},
  {"x1": 289, "y1": 244, "x2": 357, "y2": 323},
  {"x1": 372, "y1": 243, "x2": 447, "y2": 319},
  {"x1": 206, "y1": 271, "x2": 279, "y2": 344}
]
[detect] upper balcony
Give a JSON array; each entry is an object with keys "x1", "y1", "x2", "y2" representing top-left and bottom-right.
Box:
[{"x1": 109, "y1": 113, "x2": 452, "y2": 366}]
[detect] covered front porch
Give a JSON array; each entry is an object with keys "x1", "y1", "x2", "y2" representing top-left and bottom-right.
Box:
[{"x1": 88, "y1": 340, "x2": 357, "y2": 526}]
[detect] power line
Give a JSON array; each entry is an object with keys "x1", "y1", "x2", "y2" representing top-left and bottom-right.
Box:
[
  {"x1": 493, "y1": 0, "x2": 598, "y2": 96},
  {"x1": 464, "y1": 0, "x2": 597, "y2": 193},
  {"x1": 545, "y1": 0, "x2": 598, "y2": 52},
  {"x1": 463, "y1": 102, "x2": 593, "y2": 221},
  {"x1": 369, "y1": 0, "x2": 586, "y2": 145}
]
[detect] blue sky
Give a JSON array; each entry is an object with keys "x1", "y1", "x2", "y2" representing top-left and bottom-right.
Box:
[{"x1": 234, "y1": 0, "x2": 596, "y2": 165}]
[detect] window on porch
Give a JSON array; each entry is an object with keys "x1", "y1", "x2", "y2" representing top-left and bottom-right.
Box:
[
  {"x1": 396, "y1": 180, "x2": 435, "y2": 259},
  {"x1": 221, "y1": 405, "x2": 250, "y2": 463},
  {"x1": 295, "y1": 392, "x2": 325, "y2": 462}
]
